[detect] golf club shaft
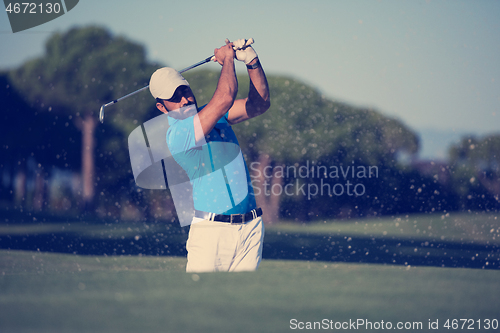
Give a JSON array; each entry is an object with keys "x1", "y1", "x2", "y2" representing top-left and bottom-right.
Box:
[
  {"x1": 179, "y1": 55, "x2": 214, "y2": 73},
  {"x1": 99, "y1": 38, "x2": 254, "y2": 123},
  {"x1": 99, "y1": 55, "x2": 214, "y2": 123}
]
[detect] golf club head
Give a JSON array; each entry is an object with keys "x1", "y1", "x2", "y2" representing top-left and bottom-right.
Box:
[{"x1": 99, "y1": 105, "x2": 105, "y2": 123}]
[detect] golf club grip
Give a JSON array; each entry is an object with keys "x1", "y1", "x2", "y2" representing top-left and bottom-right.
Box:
[{"x1": 238, "y1": 38, "x2": 254, "y2": 49}]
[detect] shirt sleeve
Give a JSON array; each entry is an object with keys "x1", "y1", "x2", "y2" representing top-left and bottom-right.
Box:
[{"x1": 166, "y1": 115, "x2": 197, "y2": 155}]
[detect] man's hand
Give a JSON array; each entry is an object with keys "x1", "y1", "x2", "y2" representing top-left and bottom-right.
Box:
[
  {"x1": 213, "y1": 40, "x2": 235, "y2": 66},
  {"x1": 233, "y1": 38, "x2": 258, "y2": 65}
]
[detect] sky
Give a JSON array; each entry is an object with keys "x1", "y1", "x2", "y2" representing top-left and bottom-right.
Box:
[{"x1": 1, "y1": 0, "x2": 499, "y2": 159}]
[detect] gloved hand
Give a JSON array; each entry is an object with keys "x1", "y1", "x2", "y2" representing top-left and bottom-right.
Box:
[{"x1": 232, "y1": 38, "x2": 257, "y2": 65}]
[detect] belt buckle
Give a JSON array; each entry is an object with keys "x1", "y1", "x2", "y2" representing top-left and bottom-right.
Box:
[{"x1": 230, "y1": 214, "x2": 243, "y2": 224}]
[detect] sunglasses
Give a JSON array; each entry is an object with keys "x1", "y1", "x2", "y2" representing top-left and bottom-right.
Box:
[{"x1": 166, "y1": 85, "x2": 193, "y2": 103}]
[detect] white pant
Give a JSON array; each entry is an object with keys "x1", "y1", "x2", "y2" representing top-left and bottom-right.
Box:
[{"x1": 186, "y1": 216, "x2": 264, "y2": 273}]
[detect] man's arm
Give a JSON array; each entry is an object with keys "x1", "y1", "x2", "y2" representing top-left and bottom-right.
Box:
[
  {"x1": 195, "y1": 42, "x2": 238, "y2": 138},
  {"x1": 227, "y1": 48, "x2": 271, "y2": 125}
]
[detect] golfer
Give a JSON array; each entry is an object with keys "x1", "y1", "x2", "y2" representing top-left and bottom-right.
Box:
[{"x1": 149, "y1": 39, "x2": 270, "y2": 272}]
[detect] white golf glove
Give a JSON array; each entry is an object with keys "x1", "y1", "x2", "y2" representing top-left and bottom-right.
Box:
[{"x1": 233, "y1": 38, "x2": 257, "y2": 65}]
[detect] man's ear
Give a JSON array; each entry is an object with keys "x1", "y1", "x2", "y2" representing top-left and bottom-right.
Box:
[{"x1": 156, "y1": 102, "x2": 168, "y2": 114}]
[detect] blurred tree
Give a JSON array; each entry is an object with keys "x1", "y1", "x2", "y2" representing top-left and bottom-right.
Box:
[
  {"x1": 1, "y1": 73, "x2": 37, "y2": 206},
  {"x1": 8, "y1": 26, "x2": 158, "y2": 211},
  {"x1": 1, "y1": 73, "x2": 82, "y2": 209},
  {"x1": 448, "y1": 134, "x2": 500, "y2": 210}
]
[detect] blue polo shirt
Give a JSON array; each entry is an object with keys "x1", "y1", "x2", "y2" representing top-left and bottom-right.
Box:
[{"x1": 166, "y1": 107, "x2": 256, "y2": 215}]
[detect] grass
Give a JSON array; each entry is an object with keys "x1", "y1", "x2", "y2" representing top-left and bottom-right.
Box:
[
  {"x1": 264, "y1": 212, "x2": 500, "y2": 269},
  {"x1": 269, "y1": 211, "x2": 500, "y2": 244},
  {"x1": 0, "y1": 211, "x2": 499, "y2": 332},
  {"x1": 1, "y1": 250, "x2": 500, "y2": 333},
  {"x1": 2, "y1": 211, "x2": 499, "y2": 243}
]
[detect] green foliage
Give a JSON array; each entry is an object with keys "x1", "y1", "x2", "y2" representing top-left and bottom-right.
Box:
[
  {"x1": 449, "y1": 134, "x2": 500, "y2": 168},
  {"x1": 8, "y1": 25, "x2": 158, "y2": 134},
  {"x1": 0, "y1": 73, "x2": 81, "y2": 170},
  {"x1": 6, "y1": 26, "x2": 162, "y2": 212},
  {"x1": 448, "y1": 134, "x2": 500, "y2": 210}
]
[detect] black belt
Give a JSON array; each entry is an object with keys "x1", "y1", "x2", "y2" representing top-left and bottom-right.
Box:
[{"x1": 194, "y1": 208, "x2": 263, "y2": 224}]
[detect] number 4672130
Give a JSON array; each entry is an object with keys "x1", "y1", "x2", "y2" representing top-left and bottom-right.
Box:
[
  {"x1": 444, "y1": 319, "x2": 499, "y2": 330},
  {"x1": 5, "y1": 2, "x2": 62, "y2": 14}
]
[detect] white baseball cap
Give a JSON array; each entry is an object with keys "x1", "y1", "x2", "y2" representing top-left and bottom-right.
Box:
[{"x1": 149, "y1": 67, "x2": 190, "y2": 100}]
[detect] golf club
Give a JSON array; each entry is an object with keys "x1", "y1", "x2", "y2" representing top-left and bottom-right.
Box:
[{"x1": 99, "y1": 38, "x2": 254, "y2": 123}]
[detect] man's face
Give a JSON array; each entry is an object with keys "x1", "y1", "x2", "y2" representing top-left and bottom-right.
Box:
[{"x1": 156, "y1": 85, "x2": 197, "y2": 113}]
